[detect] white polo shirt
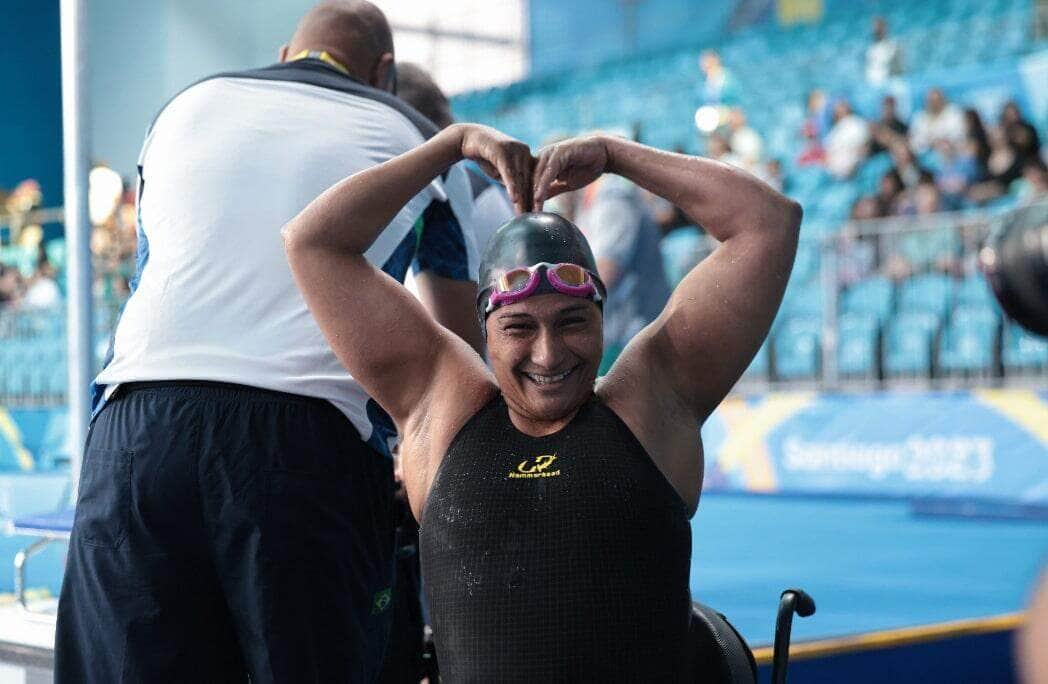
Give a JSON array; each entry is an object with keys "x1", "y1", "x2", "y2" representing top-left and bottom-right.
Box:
[{"x1": 94, "y1": 59, "x2": 478, "y2": 452}]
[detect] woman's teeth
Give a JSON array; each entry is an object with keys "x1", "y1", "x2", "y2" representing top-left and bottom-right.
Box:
[{"x1": 524, "y1": 368, "x2": 573, "y2": 385}]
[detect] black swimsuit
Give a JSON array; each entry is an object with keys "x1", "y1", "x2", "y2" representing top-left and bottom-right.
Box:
[{"x1": 419, "y1": 394, "x2": 694, "y2": 682}]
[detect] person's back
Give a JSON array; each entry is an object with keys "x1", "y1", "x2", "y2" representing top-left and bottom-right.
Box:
[
  {"x1": 97, "y1": 60, "x2": 466, "y2": 436},
  {"x1": 57, "y1": 4, "x2": 484, "y2": 682}
]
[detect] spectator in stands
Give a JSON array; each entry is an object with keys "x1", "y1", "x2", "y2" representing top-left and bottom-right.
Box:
[
  {"x1": 869, "y1": 95, "x2": 908, "y2": 155},
  {"x1": 963, "y1": 108, "x2": 992, "y2": 180},
  {"x1": 698, "y1": 50, "x2": 737, "y2": 106},
  {"x1": 1000, "y1": 101, "x2": 1042, "y2": 172},
  {"x1": 934, "y1": 140, "x2": 979, "y2": 208},
  {"x1": 796, "y1": 120, "x2": 826, "y2": 167},
  {"x1": 727, "y1": 107, "x2": 763, "y2": 170},
  {"x1": 804, "y1": 89, "x2": 833, "y2": 140},
  {"x1": 909, "y1": 88, "x2": 966, "y2": 154},
  {"x1": 890, "y1": 143, "x2": 930, "y2": 192},
  {"x1": 0, "y1": 265, "x2": 22, "y2": 310},
  {"x1": 1016, "y1": 157, "x2": 1048, "y2": 204},
  {"x1": 912, "y1": 177, "x2": 943, "y2": 216},
  {"x1": 575, "y1": 174, "x2": 670, "y2": 375},
  {"x1": 706, "y1": 132, "x2": 742, "y2": 167},
  {"x1": 865, "y1": 17, "x2": 903, "y2": 87},
  {"x1": 22, "y1": 251, "x2": 60, "y2": 310},
  {"x1": 825, "y1": 99, "x2": 870, "y2": 179},
  {"x1": 873, "y1": 168, "x2": 904, "y2": 217},
  {"x1": 762, "y1": 158, "x2": 784, "y2": 192},
  {"x1": 838, "y1": 201, "x2": 879, "y2": 287},
  {"x1": 967, "y1": 113, "x2": 1037, "y2": 204}
]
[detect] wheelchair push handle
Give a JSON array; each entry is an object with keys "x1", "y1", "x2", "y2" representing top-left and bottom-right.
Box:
[{"x1": 771, "y1": 588, "x2": 816, "y2": 684}]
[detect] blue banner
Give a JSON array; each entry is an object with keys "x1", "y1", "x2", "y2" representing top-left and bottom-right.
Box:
[{"x1": 702, "y1": 390, "x2": 1048, "y2": 503}]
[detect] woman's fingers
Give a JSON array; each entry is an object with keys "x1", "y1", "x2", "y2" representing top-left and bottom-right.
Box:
[{"x1": 533, "y1": 148, "x2": 564, "y2": 206}]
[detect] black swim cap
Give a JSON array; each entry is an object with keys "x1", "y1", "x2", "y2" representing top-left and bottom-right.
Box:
[{"x1": 477, "y1": 212, "x2": 606, "y2": 319}]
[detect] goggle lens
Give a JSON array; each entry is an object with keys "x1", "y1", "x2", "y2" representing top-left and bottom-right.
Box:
[
  {"x1": 498, "y1": 268, "x2": 534, "y2": 293},
  {"x1": 550, "y1": 263, "x2": 588, "y2": 286}
]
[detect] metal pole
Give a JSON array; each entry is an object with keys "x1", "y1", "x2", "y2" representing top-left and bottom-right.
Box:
[
  {"x1": 820, "y1": 236, "x2": 839, "y2": 389},
  {"x1": 60, "y1": 0, "x2": 92, "y2": 500}
]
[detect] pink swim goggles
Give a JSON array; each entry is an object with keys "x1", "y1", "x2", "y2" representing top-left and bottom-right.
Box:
[{"x1": 485, "y1": 262, "x2": 602, "y2": 314}]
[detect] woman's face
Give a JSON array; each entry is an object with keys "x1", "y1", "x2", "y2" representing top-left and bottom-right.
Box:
[{"x1": 486, "y1": 294, "x2": 603, "y2": 427}]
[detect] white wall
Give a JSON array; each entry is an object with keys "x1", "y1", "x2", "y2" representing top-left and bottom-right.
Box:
[
  {"x1": 87, "y1": 0, "x2": 525, "y2": 180},
  {"x1": 89, "y1": 0, "x2": 317, "y2": 179}
]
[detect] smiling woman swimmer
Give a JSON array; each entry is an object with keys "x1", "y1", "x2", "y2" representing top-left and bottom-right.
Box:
[{"x1": 283, "y1": 123, "x2": 801, "y2": 681}]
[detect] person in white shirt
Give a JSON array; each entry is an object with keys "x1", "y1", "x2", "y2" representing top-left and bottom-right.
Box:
[
  {"x1": 55, "y1": 3, "x2": 482, "y2": 682},
  {"x1": 909, "y1": 88, "x2": 967, "y2": 154},
  {"x1": 865, "y1": 17, "x2": 903, "y2": 87},
  {"x1": 825, "y1": 100, "x2": 871, "y2": 179}
]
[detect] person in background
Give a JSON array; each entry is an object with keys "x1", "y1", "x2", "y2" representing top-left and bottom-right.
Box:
[
  {"x1": 55, "y1": 2, "x2": 483, "y2": 681},
  {"x1": 804, "y1": 89, "x2": 833, "y2": 140},
  {"x1": 890, "y1": 143, "x2": 931, "y2": 192},
  {"x1": 797, "y1": 120, "x2": 827, "y2": 167},
  {"x1": 865, "y1": 16, "x2": 903, "y2": 87},
  {"x1": 967, "y1": 103, "x2": 1042, "y2": 205},
  {"x1": 963, "y1": 108, "x2": 992, "y2": 180},
  {"x1": 874, "y1": 168, "x2": 905, "y2": 217},
  {"x1": 909, "y1": 88, "x2": 966, "y2": 154},
  {"x1": 22, "y1": 251, "x2": 60, "y2": 310},
  {"x1": 825, "y1": 99, "x2": 870, "y2": 179},
  {"x1": 727, "y1": 107, "x2": 763, "y2": 171},
  {"x1": 698, "y1": 49, "x2": 737, "y2": 106},
  {"x1": 1000, "y1": 101, "x2": 1043, "y2": 173},
  {"x1": 837, "y1": 200, "x2": 880, "y2": 287},
  {"x1": 0, "y1": 265, "x2": 23, "y2": 310},
  {"x1": 575, "y1": 171, "x2": 670, "y2": 375},
  {"x1": 762, "y1": 158, "x2": 785, "y2": 192},
  {"x1": 1016, "y1": 158, "x2": 1048, "y2": 204},
  {"x1": 934, "y1": 139, "x2": 979, "y2": 208},
  {"x1": 706, "y1": 132, "x2": 742, "y2": 168},
  {"x1": 869, "y1": 95, "x2": 909, "y2": 155},
  {"x1": 396, "y1": 62, "x2": 514, "y2": 262}
]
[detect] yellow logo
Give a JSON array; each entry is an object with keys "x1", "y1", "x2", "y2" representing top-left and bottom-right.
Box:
[{"x1": 508, "y1": 454, "x2": 561, "y2": 479}]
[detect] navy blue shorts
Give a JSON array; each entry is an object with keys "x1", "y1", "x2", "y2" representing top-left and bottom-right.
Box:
[{"x1": 55, "y1": 381, "x2": 395, "y2": 683}]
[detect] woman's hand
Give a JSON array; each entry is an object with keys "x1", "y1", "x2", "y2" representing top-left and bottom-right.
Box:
[
  {"x1": 455, "y1": 124, "x2": 535, "y2": 214},
  {"x1": 532, "y1": 135, "x2": 612, "y2": 207}
]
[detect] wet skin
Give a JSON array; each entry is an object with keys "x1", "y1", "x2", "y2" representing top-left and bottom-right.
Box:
[{"x1": 485, "y1": 293, "x2": 603, "y2": 436}]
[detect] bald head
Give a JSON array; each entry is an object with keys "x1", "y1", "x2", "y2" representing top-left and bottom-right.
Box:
[
  {"x1": 396, "y1": 63, "x2": 453, "y2": 129},
  {"x1": 283, "y1": 1, "x2": 395, "y2": 91}
]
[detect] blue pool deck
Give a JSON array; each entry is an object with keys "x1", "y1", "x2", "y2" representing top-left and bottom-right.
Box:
[{"x1": 690, "y1": 493, "x2": 1048, "y2": 647}]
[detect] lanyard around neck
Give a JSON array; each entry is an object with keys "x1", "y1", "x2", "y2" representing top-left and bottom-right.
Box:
[{"x1": 289, "y1": 49, "x2": 350, "y2": 77}]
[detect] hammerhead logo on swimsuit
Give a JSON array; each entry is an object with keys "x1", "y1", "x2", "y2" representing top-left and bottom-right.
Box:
[{"x1": 508, "y1": 454, "x2": 560, "y2": 479}]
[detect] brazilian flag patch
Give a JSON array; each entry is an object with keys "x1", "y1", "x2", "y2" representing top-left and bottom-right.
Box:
[{"x1": 371, "y1": 587, "x2": 393, "y2": 615}]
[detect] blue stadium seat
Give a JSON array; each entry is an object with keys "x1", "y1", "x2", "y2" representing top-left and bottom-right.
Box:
[
  {"x1": 897, "y1": 273, "x2": 953, "y2": 317},
  {"x1": 954, "y1": 274, "x2": 997, "y2": 309},
  {"x1": 837, "y1": 312, "x2": 879, "y2": 377},
  {"x1": 939, "y1": 313, "x2": 997, "y2": 373},
  {"x1": 744, "y1": 341, "x2": 770, "y2": 379},
  {"x1": 1002, "y1": 322, "x2": 1048, "y2": 372},
  {"x1": 774, "y1": 317, "x2": 821, "y2": 380},
  {"x1": 884, "y1": 311, "x2": 939, "y2": 376},
  {"x1": 901, "y1": 224, "x2": 961, "y2": 272},
  {"x1": 841, "y1": 276, "x2": 894, "y2": 324},
  {"x1": 781, "y1": 279, "x2": 824, "y2": 319}
]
